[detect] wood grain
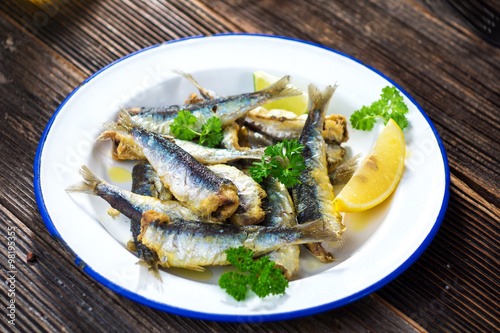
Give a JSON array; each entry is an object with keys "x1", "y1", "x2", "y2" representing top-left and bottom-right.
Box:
[
  {"x1": 0, "y1": 0, "x2": 499, "y2": 332},
  {"x1": 0, "y1": 2, "x2": 423, "y2": 332}
]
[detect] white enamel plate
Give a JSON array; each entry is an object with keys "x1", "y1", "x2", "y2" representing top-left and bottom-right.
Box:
[{"x1": 34, "y1": 34, "x2": 449, "y2": 322}]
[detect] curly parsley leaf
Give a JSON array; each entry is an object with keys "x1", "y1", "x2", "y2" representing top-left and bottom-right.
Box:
[
  {"x1": 249, "y1": 256, "x2": 288, "y2": 298},
  {"x1": 169, "y1": 110, "x2": 199, "y2": 140},
  {"x1": 218, "y1": 247, "x2": 288, "y2": 301},
  {"x1": 169, "y1": 110, "x2": 223, "y2": 147},
  {"x1": 226, "y1": 246, "x2": 255, "y2": 271},
  {"x1": 249, "y1": 139, "x2": 306, "y2": 187},
  {"x1": 199, "y1": 116, "x2": 223, "y2": 147},
  {"x1": 218, "y1": 272, "x2": 249, "y2": 301},
  {"x1": 247, "y1": 157, "x2": 273, "y2": 183},
  {"x1": 350, "y1": 86, "x2": 409, "y2": 131}
]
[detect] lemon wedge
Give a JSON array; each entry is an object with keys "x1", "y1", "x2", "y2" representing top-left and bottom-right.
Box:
[
  {"x1": 335, "y1": 119, "x2": 405, "y2": 212},
  {"x1": 253, "y1": 70, "x2": 308, "y2": 116}
]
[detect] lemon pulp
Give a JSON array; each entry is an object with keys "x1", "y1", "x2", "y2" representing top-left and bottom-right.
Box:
[
  {"x1": 253, "y1": 70, "x2": 308, "y2": 116},
  {"x1": 335, "y1": 119, "x2": 405, "y2": 212}
]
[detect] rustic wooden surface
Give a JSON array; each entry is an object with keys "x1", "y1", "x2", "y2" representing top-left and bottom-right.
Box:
[{"x1": 1, "y1": 0, "x2": 499, "y2": 332}]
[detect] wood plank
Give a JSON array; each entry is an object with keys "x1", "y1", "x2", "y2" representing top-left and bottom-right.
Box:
[
  {"x1": 0, "y1": 0, "x2": 498, "y2": 331},
  {"x1": 0, "y1": 204, "x2": 139, "y2": 332},
  {"x1": 0, "y1": 0, "x2": 240, "y2": 74},
  {"x1": 0, "y1": 6, "x2": 422, "y2": 333},
  {"x1": 377, "y1": 175, "x2": 500, "y2": 332}
]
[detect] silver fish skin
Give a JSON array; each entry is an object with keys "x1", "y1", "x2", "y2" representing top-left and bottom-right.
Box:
[
  {"x1": 207, "y1": 164, "x2": 266, "y2": 226},
  {"x1": 243, "y1": 106, "x2": 349, "y2": 144},
  {"x1": 292, "y1": 84, "x2": 345, "y2": 263},
  {"x1": 260, "y1": 176, "x2": 299, "y2": 279},
  {"x1": 129, "y1": 161, "x2": 162, "y2": 280},
  {"x1": 131, "y1": 160, "x2": 172, "y2": 201},
  {"x1": 99, "y1": 130, "x2": 266, "y2": 164},
  {"x1": 170, "y1": 138, "x2": 265, "y2": 165},
  {"x1": 243, "y1": 107, "x2": 307, "y2": 141},
  {"x1": 139, "y1": 211, "x2": 340, "y2": 271},
  {"x1": 106, "y1": 111, "x2": 240, "y2": 222},
  {"x1": 127, "y1": 75, "x2": 301, "y2": 135},
  {"x1": 66, "y1": 165, "x2": 216, "y2": 223},
  {"x1": 239, "y1": 126, "x2": 278, "y2": 149}
]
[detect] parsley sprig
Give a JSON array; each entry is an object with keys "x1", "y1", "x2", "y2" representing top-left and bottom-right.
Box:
[
  {"x1": 350, "y1": 86, "x2": 409, "y2": 131},
  {"x1": 169, "y1": 110, "x2": 223, "y2": 147},
  {"x1": 249, "y1": 139, "x2": 306, "y2": 187},
  {"x1": 218, "y1": 247, "x2": 288, "y2": 301}
]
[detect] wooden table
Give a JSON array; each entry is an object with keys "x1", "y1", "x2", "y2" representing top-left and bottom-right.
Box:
[{"x1": 1, "y1": 0, "x2": 498, "y2": 332}]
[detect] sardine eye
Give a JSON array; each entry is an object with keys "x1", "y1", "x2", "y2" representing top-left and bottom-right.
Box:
[{"x1": 212, "y1": 105, "x2": 218, "y2": 113}]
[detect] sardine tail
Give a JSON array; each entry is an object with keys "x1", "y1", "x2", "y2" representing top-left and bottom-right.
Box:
[
  {"x1": 262, "y1": 75, "x2": 302, "y2": 101},
  {"x1": 65, "y1": 165, "x2": 102, "y2": 195},
  {"x1": 329, "y1": 154, "x2": 360, "y2": 185},
  {"x1": 307, "y1": 84, "x2": 338, "y2": 115},
  {"x1": 173, "y1": 69, "x2": 216, "y2": 100},
  {"x1": 118, "y1": 108, "x2": 137, "y2": 129},
  {"x1": 103, "y1": 121, "x2": 126, "y2": 134},
  {"x1": 173, "y1": 69, "x2": 199, "y2": 89},
  {"x1": 137, "y1": 258, "x2": 163, "y2": 281},
  {"x1": 103, "y1": 108, "x2": 136, "y2": 133},
  {"x1": 295, "y1": 219, "x2": 342, "y2": 243}
]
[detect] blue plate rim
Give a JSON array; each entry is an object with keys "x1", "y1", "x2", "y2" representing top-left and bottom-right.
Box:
[{"x1": 33, "y1": 33, "x2": 450, "y2": 323}]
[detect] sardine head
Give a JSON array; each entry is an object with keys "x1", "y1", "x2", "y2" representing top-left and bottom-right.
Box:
[{"x1": 139, "y1": 210, "x2": 172, "y2": 241}]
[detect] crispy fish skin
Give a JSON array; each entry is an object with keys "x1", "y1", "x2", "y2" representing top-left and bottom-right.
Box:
[
  {"x1": 99, "y1": 131, "x2": 144, "y2": 161},
  {"x1": 128, "y1": 75, "x2": 301, "y2": 135},
  {"x1": 66, "y1": 165, "x2": 215, "y2": 222},
  {"x1": 324, "y1": 114, "x2": 349, "y2": 143},
  {"x1": 326, "y1": 143, "x2": 346, "y2": 174},
  {"x1": 292, "y1": 84, "x2": 345, "y2": 263},
  {"x1": 99, "y1": 130, "x2": 265, "y2": 164},
  {"x1": 221, "y1": 122, "x2": 248, "y2": 151},
  {"x1": 139, "y1": 211, "x2": 340, "y2": 271},
  {"x1": 108, "y1": 111, "x2": 240, "y2": 222},
  {"x1": 207, "y1": 164, "x2": 266, "y2": 226},
  {"x1": 243, "y1": 107, "x2": 349, "y2": 143},
  {"x1": 260, "y1": 176, "x2": 299, "y2": 279}
]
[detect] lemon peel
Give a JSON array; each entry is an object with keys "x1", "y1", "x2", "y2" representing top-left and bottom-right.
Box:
[{"x1": 335, "y1": 119, "x2": 405, "y2": 212}]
